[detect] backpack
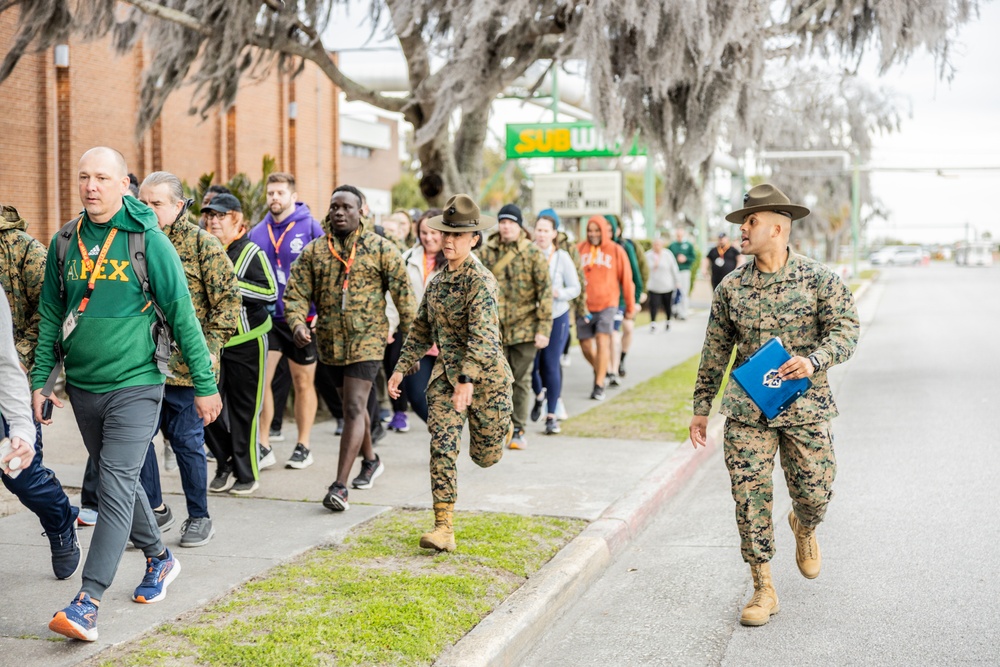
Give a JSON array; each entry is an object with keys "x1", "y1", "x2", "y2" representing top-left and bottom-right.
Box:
[{"x1": 54, "y1": 217, "x2": 174, "y2": 376}]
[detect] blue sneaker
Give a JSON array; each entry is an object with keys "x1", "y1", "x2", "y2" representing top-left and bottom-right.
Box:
[
  {"x1": 49, "y1": 592, "x2": 99, "y2": 641},
  {"x1": 77, "y1": 507, "x2": 98, "y2": 527},
  {"x1": 132, "y1": 548, "x2": 181, "y2": 604}
]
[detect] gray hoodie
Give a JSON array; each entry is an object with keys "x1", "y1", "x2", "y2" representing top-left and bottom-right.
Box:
[{"x1": 0, "y1": 289, "x2": 35, "y2": 446}]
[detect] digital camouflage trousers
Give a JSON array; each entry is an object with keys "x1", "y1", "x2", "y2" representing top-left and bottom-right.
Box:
[
  {"x1": 724, "y1": 417, "x2": 837, "y2": 564},
  {"x1": 426, "y1": 374, "x2": 512, "y2": 505}
]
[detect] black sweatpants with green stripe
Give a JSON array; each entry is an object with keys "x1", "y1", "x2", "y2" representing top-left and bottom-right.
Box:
[{"x1": 205, "y1": 334, "x2": 267, "y2": 484}]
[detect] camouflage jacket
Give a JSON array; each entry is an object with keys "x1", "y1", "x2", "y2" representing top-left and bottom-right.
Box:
[
  {"x1": 284, "y1": 221, "x2": 416, "y2": 365},
  {"x1": 693, "y1": 251, "x2": 859, "y2": 427},
  {"x1": 397, "y1": 254, "x2": 513, "y2": 390},
  {"x1": 477, "y1": 230, "x2": 552, "y2": 346},
  {"x1": 163, "y1": 220, "x2": 241, "y2": 385},
  {"x1": 0, "y1": 206, "x2": 46, "y2": 369}
]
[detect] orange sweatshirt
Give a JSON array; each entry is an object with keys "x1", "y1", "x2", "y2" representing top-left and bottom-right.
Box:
[{"x1": 577, "y1": 215, "x2": 636, "y2": 316}]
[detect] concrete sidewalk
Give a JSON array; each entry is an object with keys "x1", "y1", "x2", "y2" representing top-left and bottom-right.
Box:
[{"x1": 0, "y1": 282, "x2": 716, "y2": 665}]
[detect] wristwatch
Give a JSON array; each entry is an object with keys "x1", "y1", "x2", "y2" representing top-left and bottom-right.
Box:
[
  {"x1": 808, "y1": 354, "x2": 821, "y2": 372},
  {"x1": 457, "y1": 374, "x2": 474, "y2": 384}
]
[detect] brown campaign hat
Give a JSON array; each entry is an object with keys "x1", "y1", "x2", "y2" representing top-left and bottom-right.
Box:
[
  {"x1": 725, "y1": 184, "x2": 810, "y2": 223},
  {"x1": 425, "y1": 194, "x2": 497, "y2": 233}
]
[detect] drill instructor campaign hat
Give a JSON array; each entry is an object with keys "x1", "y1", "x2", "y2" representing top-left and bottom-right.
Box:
[
  {"x1": 725, "y1": 184, "x2": 810, "y2": 223},
  {"x1": 426, "y1": 194, "x2": 497, "y2": 233}
]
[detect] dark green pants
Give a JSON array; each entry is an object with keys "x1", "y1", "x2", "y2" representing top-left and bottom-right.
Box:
[{"x1": 504, "y1": 341, "x2": 537, "y2": 430}]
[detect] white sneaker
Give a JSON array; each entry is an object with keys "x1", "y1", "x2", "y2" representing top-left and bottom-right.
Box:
[
  {"x1": 649, "y1": 323, "x2": 657, "y2": 333},
  {"x1": 555, "y1": 398, "x2": 569, "y2": 421},
  {"x1": 259, "y1": 446, "x2": 277, "y2": 470},
  {"x1": 163, "y1": 443, "x2": 177, "y2": 472},
  {"x1": 560, "y1": 354, "x2": 571, "y2": 367}
]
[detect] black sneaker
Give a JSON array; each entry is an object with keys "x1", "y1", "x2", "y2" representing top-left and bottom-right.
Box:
[
  {"x1": 154, "y1": 505, "x2": 176, "y2": 532},
  {"x1": 544, "y1": 416, "x2": 561, "y2": 435},
  {"x1": 618, "y1": 356, "x2": 628, "y2": 377},
  {"x1": 322, "y1": 482, "x2": 350, "y2": 511},
  {"x1": 179, "y1": 516, "x2": 215, "y2": 548},
  {"x1": 46, "y1": 523, "x2": 81, "y2": 580},
  {"x1": 286, "y1": 443, "x2": 314, "y2": 469},
  {"x1": 371, "y1": 422, "x2": 387, "y2": 445},
  {"x1": 352, "y1": 455, "x2": 385, "y2": 489},
  {"x1": 229, "y1": 480, "x2": 259, "y2": 496},
  {"x1": 530, "y1": 390, "x2": 546, "y2": 422},
  {"x1": 268, "y1": 428, "x2": 285, "y2": 443},
  {"x1": 335, "y1": 418, "x2": 344, "y2": 436},
  {"x1": 209, "y1": 468, "x2": 235, "y2": 493},
  {"x1": 590, "y1": 385, "x2": 606, "y2": 401}
]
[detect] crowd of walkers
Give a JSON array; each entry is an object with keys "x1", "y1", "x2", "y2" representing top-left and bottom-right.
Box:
[{"x1": 0, "y1": 145, "x2": 706, "y2": 642}]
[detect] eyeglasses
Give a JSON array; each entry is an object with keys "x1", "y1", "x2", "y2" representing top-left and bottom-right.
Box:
[{"x1": 203, "y1": 210, "x2": 230, "y2": 220}]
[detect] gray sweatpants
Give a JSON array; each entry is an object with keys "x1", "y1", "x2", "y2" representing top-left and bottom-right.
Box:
[{"x1": 66, "y1": 383, "x2": 165, "y2": 600}]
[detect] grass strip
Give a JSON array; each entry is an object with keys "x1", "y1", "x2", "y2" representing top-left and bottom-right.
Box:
[
  {"x1": 92, "y1": 509, "x2": 584, "y2": 667},
  {"x1": 561, "y1": 352, "x2": 727, "y2": 442}
]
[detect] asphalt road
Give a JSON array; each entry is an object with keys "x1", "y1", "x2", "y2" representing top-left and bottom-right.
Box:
[{"x1": 524, "y1": 263, "x2": 1000, "y2": 666}]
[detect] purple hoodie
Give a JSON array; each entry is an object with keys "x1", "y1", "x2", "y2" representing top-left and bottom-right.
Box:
[{"x1": 248, "y1": 201, "x2": 325, "y2": 321}]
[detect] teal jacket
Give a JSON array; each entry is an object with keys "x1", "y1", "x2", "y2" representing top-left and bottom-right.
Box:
[
  {"x1": 607, "y1": 216, "x2": 645, "y2": 307},
  {"x1": 31, "y1": 197, "x2": 217, "y2": 396}
]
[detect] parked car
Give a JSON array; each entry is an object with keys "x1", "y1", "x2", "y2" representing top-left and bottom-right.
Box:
[{"x1": 870, "y1": 245, "x2": 924, "y2": 266}]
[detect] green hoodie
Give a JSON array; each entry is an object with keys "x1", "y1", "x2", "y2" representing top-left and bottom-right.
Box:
[
  {"x1": 31, "y1": 197, "x2": 217, "y2": 396},
  {"x1": 606, "y1": 215, "x2": 645, "y2": 306}
]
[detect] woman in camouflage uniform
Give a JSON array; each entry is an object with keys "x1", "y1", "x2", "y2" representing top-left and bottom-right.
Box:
[{"x1": 389, "y1": 194, "x2": 513, "y2": 552}]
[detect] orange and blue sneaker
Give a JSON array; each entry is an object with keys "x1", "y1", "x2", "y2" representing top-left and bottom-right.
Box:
[
  {"x1": 132, "y1": 548, "x2": 181, "y2": 604},
  {"x1": 49, "y1": 592, "x2": 99, "y2": 641}
]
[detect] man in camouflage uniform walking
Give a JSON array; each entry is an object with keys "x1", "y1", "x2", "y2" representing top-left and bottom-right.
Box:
[
  {"x1": 0, "y1": 203, "x2": 81, "y2": 579},
  {"x1": 690, "y1": 184, "x2": 859, "y2": 627},
  {"x1": 477, "y1": 204, "x2": 551, "y2": 449},
  {"x1": 137, "y1": 172, "x2": 240, "y2": 547},
  {"x1": 284, "y1": 184, "x2": 416, "y2": 512},
  {"x1": 390, "y1": 194, "x2": 513, "y2": 552}
]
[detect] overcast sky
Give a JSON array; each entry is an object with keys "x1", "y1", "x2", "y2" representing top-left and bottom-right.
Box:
[
  {"x1": 862, "y1": 1, "x2": 1000, "y2": 244},
  {"x1": 329, "y1": 3, "x2": 1000, "y2": 244}
]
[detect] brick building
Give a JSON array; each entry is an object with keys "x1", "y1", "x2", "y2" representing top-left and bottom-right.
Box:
[{"x1": 0, "y1": 15, "x2": 402, "y2": 244}]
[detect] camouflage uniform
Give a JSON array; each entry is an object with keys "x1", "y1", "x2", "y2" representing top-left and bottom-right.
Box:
[
  {"x1": 283, "y1": 219, "x2": 416, "y2": 365},
  {"x1": 0, "y1": 205, "x2": 46, "y2": 369},
  {"x1": 693, "y1": 251, "x2": 859, "y2": 564},
  {"x1": 477, "y1": 230, "x2": 551, "y2": 430},
  {"x1": 162, "y1": 220, "x2": 241, "y2": 384},
  {"x1": 396, "y1": 255, "x2": 513, "y2": 505}
]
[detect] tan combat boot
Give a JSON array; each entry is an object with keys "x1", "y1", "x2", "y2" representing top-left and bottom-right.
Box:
[
  {"x1": 788, "y1": 510, "x2": 821, "y2": 579},
  {"x1": 740, "y1": 562, "x2": 780, "y2": 626},
  {"x1": 419, "y1": 503, "x2": 456, "y2": 552}
]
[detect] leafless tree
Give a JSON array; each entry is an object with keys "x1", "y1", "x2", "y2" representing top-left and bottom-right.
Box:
[{"x1": 0, "y1": 0, "x2": 980, "y2": 206}]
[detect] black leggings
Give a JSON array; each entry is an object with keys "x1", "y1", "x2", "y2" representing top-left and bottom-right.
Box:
[{"x1": 648, "y1": 291, "x2": 674, "y2": 323}]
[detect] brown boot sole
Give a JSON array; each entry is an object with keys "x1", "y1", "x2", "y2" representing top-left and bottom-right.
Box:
[
  {"x1": 739, "y1": 602, "x2": 780, "y2": 626},
  {"x1": 419, "y1": 535, "x2": 456, "y2": 552}
]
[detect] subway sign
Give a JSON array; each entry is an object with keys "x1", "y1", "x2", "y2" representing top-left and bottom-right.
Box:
[{"x1": 506, "y1": 122, "x2": 646, "y2": 159}]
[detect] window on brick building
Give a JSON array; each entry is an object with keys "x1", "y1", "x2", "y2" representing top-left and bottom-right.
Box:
[{"x1": 342, "y1": 143, "x2": 373, "y2": 159}]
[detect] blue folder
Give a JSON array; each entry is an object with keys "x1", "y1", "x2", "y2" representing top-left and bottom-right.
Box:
[{"x1": 730, "y1": 337, "x2": 811, "y2": 420}]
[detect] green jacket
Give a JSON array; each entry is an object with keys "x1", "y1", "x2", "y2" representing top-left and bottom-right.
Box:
[
  {"x1": 162, "y1": 219, "x2": 241, "y2": 386},
  {"x1": 397, "y1": 255, "x2": 513, "y2": 390},
  {"x1": 477, "y1": 230, "x2": 552, "y2": 346},
  {"x1": 693, "y1": 251, "x2": 859, "y2": 427},
  {"x1": 31, "y1": 197, "x2": 218, "y2": 396},
  {"x1": 284, "y1": 220, "x2": 416, "y2": 366},
  {"x1": 669, "y1": 240, "x2": 696, "y2": 271},
  {"x1": 0, "y1": 205, "x2": 46, "y2": 369},
  {"x1": 607, "y1": 216, "x2": 645, "y2": 306}
]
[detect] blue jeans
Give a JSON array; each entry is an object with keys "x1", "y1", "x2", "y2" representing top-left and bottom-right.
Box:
[
  {"x1": 401, "y1": 355, "x2": 436, "y2": 423},
  {"x1": 532, "y1": 312, "x2": 571, "y2": 414},
  {"x1": 2, "y1": 418, "x2": 77, "y2": 536},
  {"x1": 140, "y1": 385, "x2": 209, "y2": 518}
]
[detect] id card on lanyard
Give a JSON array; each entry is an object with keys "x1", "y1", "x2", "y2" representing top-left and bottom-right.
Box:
[
  {"x1": 327, "y1": 235, "x2": 358, "y2": 310},
  {"x1": 64, "y1": 219, "x2": 118, "y2": 340}
]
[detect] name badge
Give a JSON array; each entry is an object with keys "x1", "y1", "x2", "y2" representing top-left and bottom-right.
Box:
[
  {"x1": 276, "y1": 267, "x2": 287, "y2": 285},
  {"x1": 715, "y1": 257, "x2": 725, "y2": 267},
  {"x1": 62, "y1": 311, "x2": 78, "y2": 340}
]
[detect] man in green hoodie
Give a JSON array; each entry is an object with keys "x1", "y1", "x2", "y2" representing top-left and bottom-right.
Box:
[
  {"x1": 606, "y1": 216, "x2": 647, "y2": 383},
  {"x1": 31, "y1": 147, "x2": 222, "y2": 642}
]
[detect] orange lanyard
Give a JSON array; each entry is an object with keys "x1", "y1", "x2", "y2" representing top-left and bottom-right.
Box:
[
  {"x1": 267, "y1": 221, "x2": 297, "y2": 268},
  {"x1": 225, "y1": 227, "x2": 246, "y2": 250},
  {"x1": 74, "y1": 217, "x2": 118, "y2": 314},
  {"x1": 588, "y1": 245, "x2": 599, "y2": 265},
  {"x1": 422, "y1": 252, "x2": 435, "y2": 285},
  {"x1": 327, "y1": 235, "x2": 358, "y2": 294}
]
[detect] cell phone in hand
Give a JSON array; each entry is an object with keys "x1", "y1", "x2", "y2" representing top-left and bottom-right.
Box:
[{"x1": 41, "y1": 399, "x2": 53, "y2": 421}]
